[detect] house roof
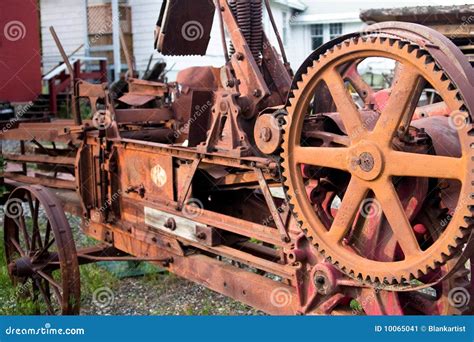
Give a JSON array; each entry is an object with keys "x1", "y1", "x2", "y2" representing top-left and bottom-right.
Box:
[
  {"x1": 360, "y1": 4, "x2": 474, "y2": 24},
  {"x1": 292, "y1": 11, "x2": 361, "y2": 25},
  {"x1": 273, "y1": 0, "x2": 307, "y2": 11}
]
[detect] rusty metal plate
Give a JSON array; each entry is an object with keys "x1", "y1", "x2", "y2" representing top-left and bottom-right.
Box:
[
  {"x1": 118, "y1": 148, "x2": 174, "y2": 202},
  {"x1": 156, "y1": 0, "x2": 215, "y2": 56}
]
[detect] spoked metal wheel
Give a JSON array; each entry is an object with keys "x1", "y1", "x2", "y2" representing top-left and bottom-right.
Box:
[{"x1": 4, "y1": 185, "x2": 80, "y2": 315}]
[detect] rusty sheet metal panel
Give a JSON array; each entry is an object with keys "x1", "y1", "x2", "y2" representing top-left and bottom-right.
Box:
[
  {"x1": 118, "y1": 147, "x2": 174, "y2": 204},
  {"x1": 0, "y1": 0, "x2": 42, "y2": 102},
  {"x1": 155, "y1": 0, "x2": 215, "y2": 56}
]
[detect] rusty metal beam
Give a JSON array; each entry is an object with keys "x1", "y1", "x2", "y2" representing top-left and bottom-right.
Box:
[
  {"x1": 3, "y1": 172, "x2": 76, "y2": 190},
  {"x1": 4, "y1": 154, "x2": 75, "y2": 166}
]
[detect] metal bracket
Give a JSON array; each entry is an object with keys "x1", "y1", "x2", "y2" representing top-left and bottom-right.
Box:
[
  {"x1": 255, "y1": 168, "x2": 290, "y2": 242},
  {"x1": 176, "y1": 158, "x2": 201, "y2": 211}
]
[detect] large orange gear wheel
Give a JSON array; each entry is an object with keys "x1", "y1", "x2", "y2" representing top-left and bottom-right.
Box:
[{"x1": 281, "y1": 36, "x2": 474, "y2": 284}]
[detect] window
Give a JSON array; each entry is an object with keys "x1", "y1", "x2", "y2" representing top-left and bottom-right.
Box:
[
  {"x1": 330, "y1": 23, "x2": 343, "y2": 40},
  {"x1": 311, "y1": 24, "x2": 324, "y2": 50},
  {"x1": 282, "y1": 12, "x2": 289, "y2": 46}
]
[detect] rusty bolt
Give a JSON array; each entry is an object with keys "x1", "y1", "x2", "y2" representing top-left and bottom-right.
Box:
[
  {"x1": 253, "y1": 89, "x2": 262, "y2": 98},
  {"x1": 236, "y1": 52, "x2": 244, "y2": 61},
  {"x1": 196, "y1": 232, "x2": 207, "y2": 240},
  {"x1": 259, "y1": 127, "x2": 272, "y2": 142},
  {"x1": 164, "y1": 218, "x2": 177, "y2": 231},
  {"x1": 226, "y1": 79, "x2": 235, "y2": 88}
]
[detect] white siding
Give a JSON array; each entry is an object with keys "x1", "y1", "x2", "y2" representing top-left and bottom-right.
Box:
[{"x1": 40, "y1": 0, "x2": 88, "y2": 72}]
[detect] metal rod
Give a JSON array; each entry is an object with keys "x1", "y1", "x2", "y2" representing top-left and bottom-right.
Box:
[
  {"x1": 216, "y1": 0, "x2": 230, "y2": 63},
  {"x1": 119, "y1": 26, "x2": 135, "y2": 79},
  {"x1": 49, "y1": 27, "x2": 75, "y2": 77},
  {"x1": 49, "y1": 26, "x2": 82, "y2": 125},
  {"x1": 263, "y1": 0, "x2": 289, "y2": 66},
  {"x1": 111, "y1": 0, "x2": 121, "y2": 81},
  {"x1": 42, "y1": 43, "x2": 84, "y2": 77},
  {"x1": 78, "y1": 255, "x2": 172, "y2": 262}
]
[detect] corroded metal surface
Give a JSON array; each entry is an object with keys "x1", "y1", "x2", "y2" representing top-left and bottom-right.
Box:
[{"x1": 1, "y1": 4, "x2": 473, "y2": 317}]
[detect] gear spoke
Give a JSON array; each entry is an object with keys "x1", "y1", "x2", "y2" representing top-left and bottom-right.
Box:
[
  {"x1": 388, "y1": 151, "x2": 464, "y2": 180},
  {"x1": 344, "y1": 61, "x2": 374, "y2": 103},
  {"x1": 324, "y1": 68, "x2": 366, "y2": 140},
  {"x1": 294, "y1": 145, "x2": 349, "y2": 171},
  {"x1": 372, "y1": 65, "x2": 424, "y2": 145},
  {"x1": 327, "y1": 178, "x2": 369, "y2": 242},
  {"x1": 373, "y1": 180, "x2": 422, "y2": 258}
]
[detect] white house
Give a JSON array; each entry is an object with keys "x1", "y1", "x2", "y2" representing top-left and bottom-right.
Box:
[{"x1": 39, "y1": 0, "x2": 460, "y2": 80}]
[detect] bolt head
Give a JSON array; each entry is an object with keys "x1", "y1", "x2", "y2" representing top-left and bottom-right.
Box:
[{"x1": 259, "y1": 127, "x2": 272, "y2": 142}]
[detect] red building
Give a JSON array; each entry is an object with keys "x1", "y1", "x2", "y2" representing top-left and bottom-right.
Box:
[{"x1": 0, "y1": 0, "x2": 42, "y2": 102}]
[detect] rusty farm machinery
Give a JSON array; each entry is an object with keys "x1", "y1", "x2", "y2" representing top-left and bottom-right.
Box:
[{"x1": 1, "y1": 0, "x2": 473, "y2": 315}]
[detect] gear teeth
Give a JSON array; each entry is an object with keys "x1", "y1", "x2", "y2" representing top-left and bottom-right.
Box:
[{"x1": 281, "y1": 34, "x2": 474, "y2": 286}]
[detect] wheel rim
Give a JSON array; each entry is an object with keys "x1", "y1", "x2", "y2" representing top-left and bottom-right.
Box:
[{"x1": 4, "y1": 185, "x2": 80, "y2": 315}]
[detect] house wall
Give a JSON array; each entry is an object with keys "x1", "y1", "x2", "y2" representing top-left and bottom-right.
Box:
[
  {"x1": 39, "y1": 0, "x2": 449, "y2": 79},
  {"x1": 40, "y1": 0, "x2": 88, "y2": 72}
]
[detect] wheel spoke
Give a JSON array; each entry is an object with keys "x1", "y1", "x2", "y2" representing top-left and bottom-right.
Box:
[
  {"x1": 324, "y1": 67, "x2": 366, "y2": 140},
  {"x1": 387, "y1": 151, "x2": 464, "y2": 180},
  {"x1": 31, "y1": 197, "x2": 42, "y2": 251},
  {"x1": 293, "y1": 145, "x2": 349, "y2": 171},
  {"x1": 373, "y1": 180, "x2": 422, "y2": 257},
  {"x1": 372, "y1": 65, "x2": 425, "y2": 145},
  {"x1": 34, "y1": 238, "x2": 56, "y2": 261},
  {"x1": 327, "y1": 178, "x2": 369, "y2": 242},
  {"x1": 34, "y1": 279, "x2": 55, "y2": 315},
  {"x1": 44, "y1": 221, "x2": 52, "y2": 249},
  {"x1": 9, "y1": 238, "x2": 26, "y2": 257},
  {"x1": 302, "y1": 131, "x2": 351, "y2": 147},
  {"x1": 16, "y1": 215, "x2": 31, "y2": 252},
  {"x1": 36, "y1": 270, "x2": 63, "y2": 303}
]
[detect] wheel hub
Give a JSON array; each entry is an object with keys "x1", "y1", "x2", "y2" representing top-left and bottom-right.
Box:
[
  {"x1": 348, "y1": 142, "x2": 384, "y2": 181},
  {"x1": 9, "y1": 257, "x2": 35, "y2": 278}
]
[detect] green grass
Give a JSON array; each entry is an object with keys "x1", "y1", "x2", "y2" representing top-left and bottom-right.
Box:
[
  {"x1": 0, "y1": 226, "x2": 118, "y2": 315},
  {"x1": 0, "y1": 231, "x2": 38, "y2": 315}
]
